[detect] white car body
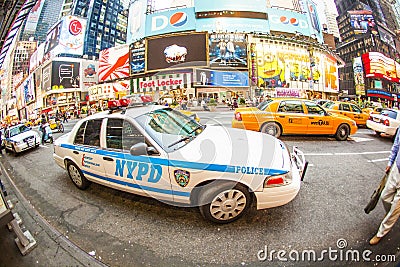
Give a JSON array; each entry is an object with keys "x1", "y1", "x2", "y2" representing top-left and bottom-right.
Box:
[
  {"x1": 4, "y1": 124, "x2": 41, "y2": 153},
  {"x1": 53, "y1": 105, "x2": 306, "y2": 223},
  {"x1": 366, "y1": 109, "x2": 400, "y2": 137}
]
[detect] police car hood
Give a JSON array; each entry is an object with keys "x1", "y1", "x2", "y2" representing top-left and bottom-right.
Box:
[
  {"x1": 9, "y1": 130, "x2": 37, "y2": 141},
  {"x1": 168, "y1": 125, "x2": 290, "y2": 173}
]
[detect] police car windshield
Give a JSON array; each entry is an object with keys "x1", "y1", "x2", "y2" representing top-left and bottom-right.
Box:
[{"x1": 135, "y1": 108, "x2": 203, "y2": 152}]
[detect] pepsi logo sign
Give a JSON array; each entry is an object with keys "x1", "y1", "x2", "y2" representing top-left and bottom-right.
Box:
[
  {"x1": 169, "y1": 12, "x2": 187, "y2": 27},
  {"x1": 269, "y1": 15, "x2": 308, "y2": 29},
  {"x1": 151, "y1": 11, "x2": 189, "y2": 32}
]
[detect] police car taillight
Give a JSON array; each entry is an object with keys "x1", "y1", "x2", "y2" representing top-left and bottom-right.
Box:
[
  {"x1": 264, "y1": 171, "x2": 293, "y2": 187},
  {"x1": 235, "y1": 112, "x2": 242, "y2": 121}
]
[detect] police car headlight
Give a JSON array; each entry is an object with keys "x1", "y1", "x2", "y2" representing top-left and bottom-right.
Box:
[
  {"x1": 14, "y1": 140, "x2": 23, "y2": 145},
  {"x1": 264, "y1": 171, "x2": 293, "y2": 188}
]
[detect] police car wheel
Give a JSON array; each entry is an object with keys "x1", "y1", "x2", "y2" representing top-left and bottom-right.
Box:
[
  {"x1": 335, "y1": 124, "x2": 349, "y2": 141},
  {"x1": 66, "y1": 161, "x2": 91, "y2": 190},
  {"x1": 199, "y1": 182, "x2": 251, "y2": 224},
  {"x1": 261, "y1": 122, "x2": 281, "y2": 138}
]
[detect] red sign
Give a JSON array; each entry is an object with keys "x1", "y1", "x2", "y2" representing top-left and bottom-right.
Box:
[
  {"x1": 362, "y1": 52, "x2": 399, "y2": 82},
  {"x1": 69, "y1": 20, "x2": 82, "y2": 35}
]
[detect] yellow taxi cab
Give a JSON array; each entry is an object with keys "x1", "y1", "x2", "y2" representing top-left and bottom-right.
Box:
[
  {"x1": 322, "y1": 101, "x2": 369, "y2": 126},
  {"x1": 232, "y1": 98, "x2": 357, "y2": 141},
  {"x1": 362, "y1": 106, "x2": 383, "y2": 115},
  {"x1": 176, "y1": 109, "x2": 200, "y2": 122}
]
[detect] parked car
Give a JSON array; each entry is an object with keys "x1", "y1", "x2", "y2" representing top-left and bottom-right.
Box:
[
  {"x1": 3, "y1": 124, "x2": 41, "y2": 154},
  {"x1": 53, "y1": 103, "x2": 307, "y2": 224},
  {"x1": 366, "y1": 108, "x2": 400, "y2": 138},
  {"x1": 232, "y1": 98, "x2": 358, "y2": 141},
  {"x1": 322, "y1": 101, "x2": 370, "y2": 126}
]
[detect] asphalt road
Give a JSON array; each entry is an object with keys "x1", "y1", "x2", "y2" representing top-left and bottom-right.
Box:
[{"x1": 1, "y1": 113, "x2": 400, "y2": 266}]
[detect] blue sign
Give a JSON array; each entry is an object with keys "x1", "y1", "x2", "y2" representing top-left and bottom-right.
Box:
[
  {"x1": 145, "y1": 8, "x2": 196, "y2": 37},
  {"x1": 267, "y1": 8, "x2": 311, "y2": 36},
  {"x1": 196, "y1": 18, "x2": 269, "y2": 34},
  {"x1": 195, "y1": 0, "x2": 267, "y2": 12},
  {"x1": 196, "y1": 69, "x2": 249, "y2": 87}
]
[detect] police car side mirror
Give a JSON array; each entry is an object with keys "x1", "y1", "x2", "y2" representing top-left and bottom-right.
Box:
[{"x1": 130, "y1": 143, "x2": 148, "y2": 156}]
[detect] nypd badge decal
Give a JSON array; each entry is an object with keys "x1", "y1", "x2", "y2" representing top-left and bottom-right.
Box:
[{"x1": 174, "y1": 169, "x2": 190, "y2": 187}]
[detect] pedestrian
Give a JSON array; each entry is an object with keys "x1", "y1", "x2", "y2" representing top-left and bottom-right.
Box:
[
  {"x1": 0, "y1": 128, "x2": 3, "y2": 154},
  {"x1": 370, "y1": 129, "x2": 400, "y2": 245},
  {"x1": 63, "y1": 112, "x2": 68, "y2": 123}
]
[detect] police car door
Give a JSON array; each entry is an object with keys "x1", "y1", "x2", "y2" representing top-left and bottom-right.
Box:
[
  {"x1": 72, "y1": 119, "x2": 106, "y2": 182},
  {"x1": 102, "y1": 118, "x2": 173, "y2": 202}
]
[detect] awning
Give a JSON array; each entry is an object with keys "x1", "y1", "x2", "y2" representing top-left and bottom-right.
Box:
[{"x1": 41, "y1": 107, "x2": 52, "y2": 113}]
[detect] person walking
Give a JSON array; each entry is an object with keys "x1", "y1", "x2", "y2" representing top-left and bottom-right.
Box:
[{"x1": 370, "y1": 129, "x2": 400, "y2": 245}]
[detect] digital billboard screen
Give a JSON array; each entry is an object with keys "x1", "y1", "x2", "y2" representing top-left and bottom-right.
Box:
[
  {"x1": 51, "y1": 61, "x2": 81, "y2": 90},
  {"x1": 361, "y1": 52, "x2": 398, "y2": 82},
  {"x1": 145, "y1": 7, "x2": 196, "y2": 37},
  {"x1": 267, "y1": 8, "x2": 311, "y2": 36},
  {"x1": 348, "y1": 10, "x2": 378, "y2": 37},
  {"x1": 209, "y1": 33, "x2": 247, "y2": 68},
  {"x1": 99, "y1": 44, "x2": 130, "y2": 82},
  {"x1": 146, "y1": 33, "x2": 208, "y2": 71},
  {"x1": 58, "y1": 15, "x2": 87, "y2": 56},
  {"x1": 127, "y1": 0, "x2": 147, "y2": 43},
  {"x1": 195, "y1": 69, "x2": 249, "y2": 87},
  {"x1": 196, "y1": 17, "x2": 269, "y2": 34},
  {"x1": 44, "y1": 21, "x2": 62, "y2": 55},
  {"x1": 130, "y1": 39, "x2": 145, "y2": 74}
]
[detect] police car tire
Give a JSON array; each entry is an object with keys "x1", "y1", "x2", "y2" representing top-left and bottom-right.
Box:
[
  {"x1": 261, "y1": 122, "x2": 281, "y2": 138},
  {"x1": 198, "y1": 182, "x2": 251, "y2": 224},
  {"x1": 66, "y1": 161, "x2": 91, "y2": 190},
  {"x1": 335, "y1": 124, "x2": 350, "y2": 141}
]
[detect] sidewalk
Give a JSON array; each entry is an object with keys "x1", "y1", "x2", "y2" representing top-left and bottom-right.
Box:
[{"x1": 0, "y1": 159, "x2": 105, "y2": 267}]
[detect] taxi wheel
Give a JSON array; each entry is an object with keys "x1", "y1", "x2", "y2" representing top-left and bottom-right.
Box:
[
  {"x1": 261, "y1": 122, "x2": 281, "y2": 138},
  {"x1": 335, "y1": 124, "x2": 350, "y2": 141},
  {"x1": 66, "y1": 161, "x2": 91, "y2": 190},
  {"x1": 198, "y1": 182, "x2": 251, "y2": 224}
]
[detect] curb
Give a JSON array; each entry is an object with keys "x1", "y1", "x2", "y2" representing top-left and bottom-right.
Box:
[{"x1": 0, "y1": 160, "x2": 108, "y2": 267}]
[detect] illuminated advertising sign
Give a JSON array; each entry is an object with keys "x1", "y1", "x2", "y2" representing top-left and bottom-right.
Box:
[
  {"x1": 57, "y1": 16, "x2": 87, "y2": 56},
  {"x1": 99, "y1": 44, "x2": 130, "y2": 82},
  {"x1": 145, "y1": 7, "x2": 196, "y2": 37},
  {"x1": 361, "y1": 52, "x2": 398, "y2": 82},
  {"x1": 353, "y1": 57, "x2": 365, "y2": 95},
  {"x1": 300, "y1": 0, "x2": 323, "y2": 42},
  {"x1": 378, "y1": 26, "x2": 395, "y2": 50},
  {"x1": 24, "y1": 0, "x2": 45, "y2": 34},
  {"x1": 42, "y1": 63, "x2": 52, "y2": 91},
  {"x1": 195, "y1": 0, "x2": 267, "y2": 12},
  {"x1": 127, "y1": 0, "x2": 146, "y2": 43},
  {"x1": 24, "y1": 74, "x2": 35, "y2": 104},
  {"x1": 130, "y1": 39, "x2": 145, "y2": 74},
  {"x1": 267, "y1": 8, "x2": 311, "y2": 36},
  {"x1": 209, "y1": 33, "x2": 247, "y2": 68},
  {"x1": 146, "y1": 33, "x2": 208, "y2": 72},
  {"x1": 81, "y1": 60, "x2": 98, "y2": 90},
  {"x1": 196, "y1": 17, "x2": 269, "y2": 33},
  {"x1": 324, "y1": 54, "x2": 338, "y2": 91},
  {"x1": 195, "y1": 69, "x2": 249, "y2": 87},
  {"x1": 44, "y1": 21, "x2": 62, "y2": 55},
  {"x1": 348, "y1": 10, "x2": 378, "y2": 36},
  {"x1": 51, "y1": 61, "x2": 81, "y2": 90}
]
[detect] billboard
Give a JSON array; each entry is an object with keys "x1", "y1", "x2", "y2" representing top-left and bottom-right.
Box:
[
  {"x1": 195, "y1": 69, "x2": 249, "y2": 87},
  {"x1": 301, "y1": 0, "x2": 323, "y2": 42},
  {"x1": 81, "y1": 60, "x2": 99, "y2": 90},
  {"x1": 195, "y1": 0, "x2": 267, "y2": 13},
  {"x1": 24, "y1": 74, "x2": 35, "y2": 104},
  {"x1": 145, "y1": 7, "x2": 196, "y2": 37},
  {"x1": 130, "y1": 39, "x2": 146, "y2": 74},
  {"x1": 348, "y1": 10, "x2": 378, "y2": 37},
  {"x1": 99, "y1": 44, "x2": 130, "y2": 82},
  {"x1": 127, "y1": 0, "x2": 147, "y2": 43},
  {"x1": 353, "y1": 57, "x2": 365, "y2": 95},
  {"x1": 42, "y1": 63, "x2": 52, "y2": 91},
  {"x1": 146, "y1": 33, "x2": 208, "y2": 71},
  {"x1": 378, "y1": 26, "x2": 395, "y2": 50},
  {"x1": 57, "y1": 15, "x2": 87, "y2": 56},
  {"x1": 196, "y1": 17, "x2": 270, "y2": 35},
  {"x1": 324, "y1": 54, "x2": 338, "y2": 91},
  {"x1": 24, "y1": 0, "x2": 45, "y2": 34},
  {"x1": 267, "y1": 8, "x2": 311, "y2": 36},
  {"x1": 361, "y1": 52, "x2": 399, "y2": 82},
  {"x1": 209, "y1": 33, "x2": 247, "y2": 68},
  {"x1": 51, "y1": 61, "x2": 81, "y2": 90},
  {"x1": 44, "y1": 21, "x2": 62, "y2": 55}
]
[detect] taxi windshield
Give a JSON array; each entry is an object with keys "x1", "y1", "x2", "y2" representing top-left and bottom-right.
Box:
[{"x1": 135, "y1": 108, "x2": 204, "y2": 152}]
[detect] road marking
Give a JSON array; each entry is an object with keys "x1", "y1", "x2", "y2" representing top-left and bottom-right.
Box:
[
  {"x1": 349, "y1": 137, "x2": 375, "y2": 142},
  {"x1": 368, "y1": 158, "x2": 388, "y2": 163},
  {"x1": 305, "y1": 151, "x2": 390, "y2": 156}
]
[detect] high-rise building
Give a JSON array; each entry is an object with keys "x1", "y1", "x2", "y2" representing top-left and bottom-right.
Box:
[
  {"x1": 33, "y1": 0, "x2": 64, "y2": 43},
  {"x1": 334, "y1": 0, "x2": 400, "y2": 100},
  {"x1": 322, "y1": 1, "x2": 341, "y2": 40},
  {"x1": 68, "y1": 0, "x2": 127, "y2": 59}
]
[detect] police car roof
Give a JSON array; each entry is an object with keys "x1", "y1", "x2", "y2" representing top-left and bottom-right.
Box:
[{"x1": 85, "y1": 104, "x2": 167, "y2": 120}]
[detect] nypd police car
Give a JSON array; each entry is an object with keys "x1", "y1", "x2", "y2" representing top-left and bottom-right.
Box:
[
  {"x1": 4, "y1": 124, "x2": 41, "y2": 154},
  {"x1": 53, "y1": 104, "x2": 306, "y2": 223}
]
